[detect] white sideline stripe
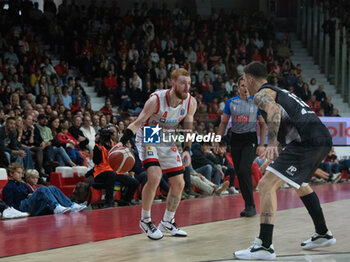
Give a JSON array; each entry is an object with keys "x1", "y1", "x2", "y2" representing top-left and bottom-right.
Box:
[{"x1": 266, "y1": 166, "x2": 301, "y2": 189}]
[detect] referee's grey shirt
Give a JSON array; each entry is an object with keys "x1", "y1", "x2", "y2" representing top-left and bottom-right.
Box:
[{"x1": 223, "y1": 96, "x2": 261, "y2": 134}]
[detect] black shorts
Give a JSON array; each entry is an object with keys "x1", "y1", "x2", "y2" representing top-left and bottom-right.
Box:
[
  {"x1": 267, "y1": 137, "x2": 332, "y2": 189},
  {"x1": 144, "y1": 161, "x2": 184, "y2": 178}
]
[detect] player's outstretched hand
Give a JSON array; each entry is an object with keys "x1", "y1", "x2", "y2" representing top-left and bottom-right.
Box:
[{"x1": 182, "y1": 151, "x2": 191, "y2": 167}]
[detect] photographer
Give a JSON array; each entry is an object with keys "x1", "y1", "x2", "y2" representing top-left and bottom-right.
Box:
[{"x1": 93, "y1": 128, "x2": 138, "y2": 208}]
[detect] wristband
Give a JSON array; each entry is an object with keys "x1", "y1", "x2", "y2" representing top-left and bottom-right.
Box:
[
  {"x1": 120, "y1": 128, "x2": 134, "y2": 145},
  {"x1": 184, "y1": 146, "x2": 191, "y2": 153}
]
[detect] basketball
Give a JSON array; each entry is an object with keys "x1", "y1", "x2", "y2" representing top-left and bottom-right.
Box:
[{"x1": 107, "y1": 145, "x2": 135, "y2": 173}]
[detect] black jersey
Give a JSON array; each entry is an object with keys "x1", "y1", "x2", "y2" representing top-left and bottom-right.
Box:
[{"x1": 258, "y1": 84, "x2": 331, "y2": 146}]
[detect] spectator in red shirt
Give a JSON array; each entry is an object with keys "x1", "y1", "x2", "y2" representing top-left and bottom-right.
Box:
[
  {"x1": 263, "y1": 48, "x2": 273, "y2": 65},
  {"x1": 307, "y1": 95, "x2": 321, "y2": 115},
  {"x1": 57, "y1": 122, "x2": 84, "y2": 165},
  {"x1": 196, "y1": 44, "x2": 208, "y2": 65},
  {"x1": 237, "y1": 41, "x2": 247, "y2": 57},
  {"x1": 270, "y1": 60, "x2": 281, "y2": 74},
  {"x1": 103, "y1": 70, "x2": 118, "y2": 99},
  {"x1": 54, "y1": 59, "x2": 68, "y2": 84},
  {"x1": 200, "y1": 74, "x2": 212, "y2": 93},
  {"x1": 70, "y1": 96, "x2": 85, "y2": 114},
  {"x1": 208, "y1": 104, "x2": 220, "y2": 122},
  {"x1": 100, "y1": 99, "x2": 113, "y2": 116},
  {"x1": 81, "y1": 39, "x2": 93, "y2": 57},
  {"x1": 251, "y1": 48, "x2": 262, "y2": 62}
]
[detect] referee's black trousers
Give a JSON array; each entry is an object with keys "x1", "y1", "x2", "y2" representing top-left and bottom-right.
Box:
[{"x1": 230, "y1": 132, "x2": 257, "y2": 208}]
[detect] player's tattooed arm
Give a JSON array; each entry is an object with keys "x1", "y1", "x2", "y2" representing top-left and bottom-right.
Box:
[
  {"x1": 254, "y1": 90, "x2": 281, "y2": 147},
  {"x1": 167, "y1": 194, "x2": 181, "y2": 212}
]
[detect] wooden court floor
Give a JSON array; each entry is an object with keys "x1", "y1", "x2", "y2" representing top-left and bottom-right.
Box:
[{"x1": 1, "y1": 183, "x2": 350, "y2": 261}]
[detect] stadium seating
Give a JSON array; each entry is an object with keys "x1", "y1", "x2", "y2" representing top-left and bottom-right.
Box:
[
  {"x1": 0, "y1": 168, "x2": 8, "y2": 200},
  {"x1": 50, "y1": 167, "x2": 86, "y2": 197}
]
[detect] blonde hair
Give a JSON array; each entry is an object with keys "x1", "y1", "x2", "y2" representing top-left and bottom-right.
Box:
[
  {"x1": 7, "y1": 162, "x2": 24, "y2": 174},
  {"x1": 170, "y1": 68, "x2": 190, "y2": 81},
  {"x1": 10, "y1": 93, "x2": 20, "y2": 106},
  {"x1": 60, "y1": 122, "x2": 69, "y2": 130},
  {"x1": 25, "y1": 169, "x2": 39, "y2": 179}
]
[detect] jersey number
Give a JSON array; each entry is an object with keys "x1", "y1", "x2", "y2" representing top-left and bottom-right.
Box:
[{"x1": 281, "y1": 89, "x2": 309, "y2": 108}]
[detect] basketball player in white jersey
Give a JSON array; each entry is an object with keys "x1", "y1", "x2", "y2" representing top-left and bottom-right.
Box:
[{"x1": 118, "y1": 68, "x2": 197, "y2": 240}]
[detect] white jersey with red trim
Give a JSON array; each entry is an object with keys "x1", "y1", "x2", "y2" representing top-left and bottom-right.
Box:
[
  {"x1": 135, "y1": 89, "x2": 192, "y2": 175},
  {"x1": 144, "y1": 89, "x2": 191, "y2": 130}
]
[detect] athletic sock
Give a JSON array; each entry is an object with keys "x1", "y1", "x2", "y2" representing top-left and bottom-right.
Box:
[
  {"x1": 300, "y1": 192, "x2": 328, "y2": 235},
  {"x1": 163, "y1": 209, "x2": 175, "y2": 222},
  {"x1": 259, "y1": 224, "x2": 274, "y2": 248},
  {"x1": 141, "y1": 209, "x2": 151, "y2": 222}
]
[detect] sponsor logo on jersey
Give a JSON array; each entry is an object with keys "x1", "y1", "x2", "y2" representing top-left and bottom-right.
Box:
[
  {"x1": 143, "y1": 125, "x2": 161, "y2": 144},
  {"x1": 147, "y1": 151, "x2": 154, "y2": 156},
  {"x1": 166, "y1": 119, "x2": 178, "y2": 123},
  {"x1": 162, "y1": 112, "x2": 168, "y2": 118},
  {"x1": 236, "y1": 115, "x2": 249, "y2": 123},
  {"x1": 160, "y1": 118, "x2": 166, "y2": 123},
  {"x1": 146, "y1": 146, "x2": 152, "y2": 151},
  {"x1": 180, "y1": 108, "x2": 185, "y2": 115},
  {"x1": 171, "y1": 146, "x2": 177, "y2": 152},
  {"x1": 286, "y1": 165, "x2": 297, "y2": 176}
]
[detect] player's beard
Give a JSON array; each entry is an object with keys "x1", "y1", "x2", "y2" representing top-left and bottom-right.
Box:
[{"x1": 174, "y1": 86, "x2": 188, "y2": 100}]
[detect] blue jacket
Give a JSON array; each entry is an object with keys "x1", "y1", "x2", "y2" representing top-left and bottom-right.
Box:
[{"x1": 2, "y1": 180, "x2": 32, "y2": 210}]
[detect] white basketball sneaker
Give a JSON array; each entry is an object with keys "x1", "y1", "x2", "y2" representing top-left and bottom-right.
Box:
[
  {"x1": 53, "y1": 204, "x2": 71, "y2": 214},
  {"x1": 70, "y1": 202, "x2": 87, "y2": 213},
  {"x1": 2, "y1": 207, "x2": 29, "y2": 219},
  {"x1": 139, "y1": 219, "x2": 163, "y2": 240},
  {"x1": 301, "y1": 230, "x2": 336, "y2": 250},
  {"x1": 234, "y1": 237, "x2": 276, "y2": 260},
  {"x1": 158, "y1": 218, "x2": 187, "y2": 237}
]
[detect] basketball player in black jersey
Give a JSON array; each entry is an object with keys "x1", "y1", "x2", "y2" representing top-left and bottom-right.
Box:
[{"x1": 234, "y1": 62, "x2": 336, "y2": 260}]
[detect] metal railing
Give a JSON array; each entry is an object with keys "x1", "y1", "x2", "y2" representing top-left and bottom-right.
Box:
[{"x1": 296, "y1": 0, "x2": 350, "y2": 105}]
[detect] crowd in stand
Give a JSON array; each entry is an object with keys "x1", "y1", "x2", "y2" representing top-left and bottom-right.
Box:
[{"x1": 0, "y1": 0, "x2": 349, "y2": 217}]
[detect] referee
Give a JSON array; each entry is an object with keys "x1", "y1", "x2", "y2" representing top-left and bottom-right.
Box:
[{"x1": 215, "y1": 76, "x2": 266, "y2": 217}]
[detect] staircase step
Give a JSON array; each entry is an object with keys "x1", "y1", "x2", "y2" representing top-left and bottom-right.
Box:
[
  {"x1": 91, "y1": 103, "x2": 104, "y2": 111},
  {"x1": 303, "y1": 73, "x2": 324, "y2": 77},
  {"x1": 292, "y1": 55, "x2": 313, "y2": 59},
  {"x1": 86, "y1": 91, "x2": 97, "y2": 97},
  {"x1": 84, "y1": 86, "x2": 95, "y2": 93},
  {"x1": 91, "y1": 97, "x2": 105, "y2": 104},
  {"x1": 290, "y1": 39, "x2": 350, "y2": 113},
  {"x1": 293, "y1": 52, "x2": 309, "y2": 56}
]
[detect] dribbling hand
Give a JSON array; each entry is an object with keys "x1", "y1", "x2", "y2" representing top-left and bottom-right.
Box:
[{"x1": 182, "y1": 151, "x2": 191, "y2": 167}]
